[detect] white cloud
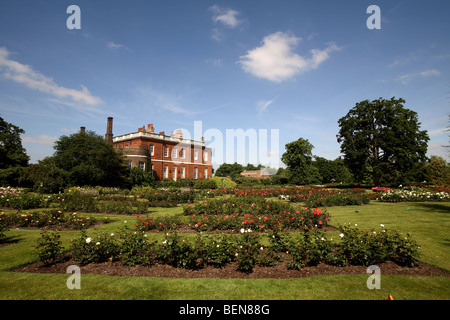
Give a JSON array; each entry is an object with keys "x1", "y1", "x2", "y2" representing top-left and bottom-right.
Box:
[
  {"x1": 395, "y1": 68, "x2": 440, "y2": 84},
  {"x1": 0, "y1": 47, "x2": 103, "y2": 106},
  {"x1": 238, "y1": 32, "x2": 340, "y2": 83},
  {"x1": 22, "y1": 135, "x2": 57, "y2": 146},
  {"x1": 209, "y1": 5, "x2": 242, "y2": 28}
]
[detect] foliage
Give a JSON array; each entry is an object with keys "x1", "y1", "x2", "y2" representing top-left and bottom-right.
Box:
[
  {"x1": 118, "y1": 228, "x2": 155, "y2": 267},
  {"x1": 129, "y1": 167, "x2": 154, "y2": 187},
  {"x1": 235, "y1": 230, "x2": 260, "y2": 273},
  {"x1": 214, "y1": 162, "x2": 244, "y2": 179},
  {"x1": 0, "y1": 116, "x2": 29, "y2": 170},
  {"x1": 281, "y1": 138, "x2": 322, "y2": 185},
  {"x1": 0, "y1": 166, "x2": 25, "y2": 188},
  {"x1": 193, "y1": 178, "x2": 218, "y2": 189},
  {"x1": 336, "y1": 224, "x2": 421, "y2": 267},
  {"x1": 378, "y1": 189, "x2": 450, "y2": 202},
  {"x1": 425, "y1": 155, "x2": 450, "y2": 187},
  {"x1": 155, "y1": 232, "x2": 198, "y2": 269},
  {"x1": 337, "y1": 97, "x2": 429, "y2": 186},
  {"x1": 312, "y1": 156, "x2": 353, "y2": 184},
  {"x1": 208, "y1": 176, "x2": 237, "y2": 189},
  {"x1": 0, "y1": 210, "x2": 105, "y2": 229},
  {"x1": 35, "y1": 231, "x2": 64, "y2": 265},
  {"x1": 19, "y1": 157, "x2": 68, "y2": 193},
  {"x1": 197, "y1": 233, "x2": 235, "y2": 268},
  {"x1": 53, "y1": 131, "x2": 129, "y2": 188},
  {"x1": 0, "y1": 192, "x2": 46, "y2": 210},
  {"x1": 71, "y1": 230, "x2": 120, "y2": 265}
]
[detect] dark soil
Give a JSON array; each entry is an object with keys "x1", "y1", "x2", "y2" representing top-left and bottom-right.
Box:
[{"x1": 12, "y1": 253, "x2": 450, "y2": 279}]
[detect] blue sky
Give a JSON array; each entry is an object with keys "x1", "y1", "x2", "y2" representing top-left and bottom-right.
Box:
[{"x1": 0, "y1": 0, "x2": 449, "y2": 168}]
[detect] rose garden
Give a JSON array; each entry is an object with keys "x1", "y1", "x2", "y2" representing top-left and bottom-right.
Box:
[{"x1": 1, "y1": 184, "x2": 449, "y2": 299}]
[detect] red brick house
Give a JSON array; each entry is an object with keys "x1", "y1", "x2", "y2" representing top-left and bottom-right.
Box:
[{"x1": 106, "y1": 118, "x2": 212, "y2": 181}]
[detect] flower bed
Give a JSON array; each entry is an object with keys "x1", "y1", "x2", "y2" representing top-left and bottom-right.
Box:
[
  {"x1": 0, "y1": 210, "x2": 108, "y2": 230},
  {"x1": 378, "y1": 189, "x2": 450, "y2": 202},
  {"x1": 36, "y1": 225, "x2": 421, "y2": 272}
]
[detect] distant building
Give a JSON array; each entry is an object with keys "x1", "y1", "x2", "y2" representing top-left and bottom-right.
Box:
[
  {"x1": 105, "y1": 118, "x2": 212, "y2": 181},
  {"x1": 240, "y1": 169, "x2": 272, "y2": 179}
]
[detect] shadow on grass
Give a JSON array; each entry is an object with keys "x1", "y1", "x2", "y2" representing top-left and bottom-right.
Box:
[
  {"x1": 414, "y1": 203, "x2": 450, "y2": 214},
  {"x1": 0, "y1": 235, "x2": 24, "y2": 247}
]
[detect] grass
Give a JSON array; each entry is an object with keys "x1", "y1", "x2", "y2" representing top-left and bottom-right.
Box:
[{"x1": 0, "y1": 200, "x2": 449, "y2": 300}]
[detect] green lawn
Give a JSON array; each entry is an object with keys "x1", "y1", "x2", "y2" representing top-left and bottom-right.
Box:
[{"x1": 0, "y1": 201, "x2": 449, "y2": 300}]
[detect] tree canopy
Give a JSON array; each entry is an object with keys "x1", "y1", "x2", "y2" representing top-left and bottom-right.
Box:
[
  {"x1": 0, "y1": 116, "x2": 29, "y2": 169},
  {"x1": 337, "y1": 97, "x2": 429, "y2": 185},
  {"x1": 281, "y1": 138, "x2": 321, "y2": 185},
  {"x1": 52, "y1": 130, "x2": 129, "y2": 187}
]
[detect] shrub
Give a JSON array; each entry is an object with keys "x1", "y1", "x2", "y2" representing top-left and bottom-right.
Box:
[
  {"x1": 198, "y1": 234, "x2": 235, "y2": 268},
  {"x1": 193, "y1": 179, "x2": 217, "y2": 189},
  {"x1": 235, "y1": 230, "x2": 260, "y2": 273},
  {"x1": 58, "y1": 191, "x2": 97, "y2": 212},
  {"x1": 286, "y1": 228, "x2": 333, "y2": 270},
  {"x1": 1, "y1": 193, "x2": 45, "y2": 210},
  {"x1": 71, "y1": 230, "x2": 120, "y2": 265},
  {"x1": 336, "y1": 224, "x2": 420, "y2": 267},
  {"x1": 35, "y1": 231, "x2": 64, "y2": 265},
  {"x1": 155, "y1": 232, "x2": 198, "y2": 269},
  {"x1": 119, "y1": 228, "x2": 155, "y2": 267}
]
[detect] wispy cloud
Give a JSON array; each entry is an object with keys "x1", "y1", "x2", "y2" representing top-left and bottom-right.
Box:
[
  {"x1": 22, "y1": 134, "x2": 57, "y2": 146},
  {"x1": 238, "y1": 32, "x2": 341, "y2": 83},
  {"x1": 256, "y1": 98, "x2": 276, "y2": 116},
  {"x1": 107, "y1": 41, "x2": 128, "y2": 50},
  {"x1": 0, "y1": 47, "x2": 103, "y2": 106},
  {"x1": 395, "y1": 68, "x2": 440, "y2": 84},
  {"x1": 209, "y1": 5, "x2": 242, "y2": 28},
  {"x1": 388, "y1": 51, "x2": 418, "y2": 68}
]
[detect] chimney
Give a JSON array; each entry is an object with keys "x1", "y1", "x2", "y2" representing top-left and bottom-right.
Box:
[
  {"x1": 80, "y1": 126, "x2": 86, "y2": 134},
  {"x1": 147, "y1": 124, "x2": 154, "y2": 133},
  {"x1": 105, "y1": 117, "x2": 113, "y2": 145},
  {"x1": 175, "y1": 129, "x2": 183, "y2": 139}
]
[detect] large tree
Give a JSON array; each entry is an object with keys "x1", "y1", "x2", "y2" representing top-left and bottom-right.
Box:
[
  {"x1": 281, "y1": 138, "x2": 321, "y2": 185},
  {"x1": 0, "y1": 116, "x2": 29, "y2": 169},
  {"x1": 337, "y1": 97, "x2": 429, "y2": 185},
  {"x1": 53, "y1": 130, "x2": 129, "y2": 187}
]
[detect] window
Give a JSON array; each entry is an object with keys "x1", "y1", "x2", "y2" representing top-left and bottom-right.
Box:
[
  {"x1": 204, "y1": 150, "x2": 208, "y2": 162},
  {"x1": 164, "y1": 146, "x2": 169, "y2": 157},
  {"x1": 181, "y1": 166, "x2": 185, "y2": 179},
  {"x1": 127, "y1": 162, "x2": 132, "y2": 168},
  {"x1": 181, "y1": 148, "x2": 185, "y2": 159},
  {"x1": 194, "y1": 167, "x2": 198, "y2": 179},
  {"x1": 149, "y1": 144, "x2": 154, "y2": 156},
  {"x1": 204, "y1": 168, "x2": 208, "y2": 179},
  {"x1": 164, "y1": 165, "x2": 168, "y2": 179},
  {"x1": 172, "y1": 147, "x2": 177, "y2": 158},
  {"x1": 151, "y1": 164, "x2": 154, "y2": 174},
  {"x1": 173, "y1": 165, "x2": 177, "y2": 181},
  {"x1": 194, "y1": 150, "x2": 198, "y2": 161},
  {"x1": 138, "y1": 161, "x2": 145, "y2": 170}
]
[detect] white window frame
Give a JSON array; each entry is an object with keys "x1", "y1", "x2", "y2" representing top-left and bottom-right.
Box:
[
  {"x1": 204, "y1": 150, "x2": 208, "y2": 162},
  {"x1": 164, "y1": 146, "x2": 169, "y2": 157},
  {"x1": 172, "y1": 147, "x2": 177, "y2": 159},
  {"x1": 204, "y1": 168, "x2": 208, "y2": 179},
  {"x1": 164, "y1": 165, "x2": 168, "y2": 179},
  {"x1": 149, "y1": 144, "x2": 154, "y2": 156},
  {"x1": 194, "y1": 167, "x2": 198, "y2": 180},
  {"x1": 194, "y1": 150, "x2": 198, "y2": 161},
  {"x1": 181, "y1": 166, "x2": 185, "y2": 179}
]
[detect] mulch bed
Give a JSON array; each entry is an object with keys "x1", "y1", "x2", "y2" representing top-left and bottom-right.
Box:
[{"x1": 12, "y1": 253, "x2": 450, "y2": 279}]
